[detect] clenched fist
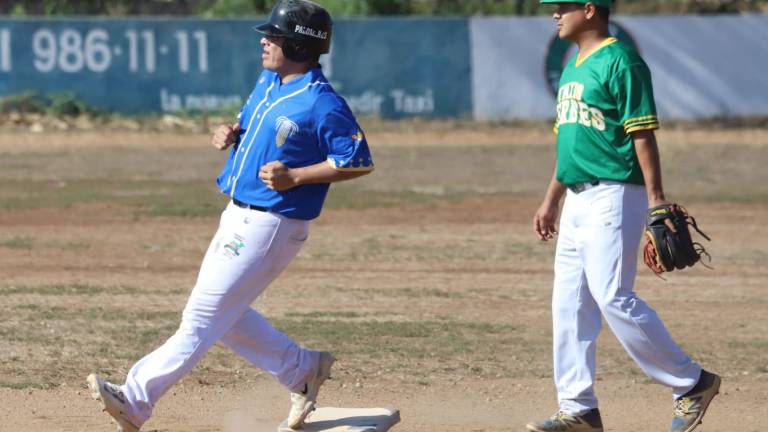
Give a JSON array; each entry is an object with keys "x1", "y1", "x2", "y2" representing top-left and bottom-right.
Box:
[
  {"x1": 259, "y1": 161, "x2": 297, "y2": 191},
  {"x1": 212, "y1": 123, "x2": 241, "y2": 151}
]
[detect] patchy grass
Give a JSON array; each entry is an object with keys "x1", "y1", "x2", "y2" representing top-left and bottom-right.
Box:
[
  {"x1": 326, "y1": 286, "x2": 466, "y2": 300},
  {"x1": 284, "y1": 311, "x2": 364, "y2": 319},
  {"x1": 0, "y1": 179, "x2": 227, "y2": 217},
  {"x1": 306, "y1": 235, "x2": 550, "y2": 264},
  {"x1": 9, "y1": 304, "x2": 179, "y2": 323},
  {"x1": 0, "y1": 381, "x2": 46, "y2": 390},
  {"x1": 0, "y1": 284, "x2": 183, "y2": 297},
  {"x1": 394, "y1": 287, "x2": 462, "y2": 298},
  {"x1": 325, "y1": 184, "x2": 470, "y2": 210},
  {"x1": 270, "y1": 318, "x2": 540, "y2": 379},
  {"x1": 1, "y1": 133, "x2": 767, "y2": 395},
  {"x1": 0, "y1": 284, "x2": 113, "y2": 296},
  {"x1": 0, "y1": 298, "x2": 545, "y2": 388},
  {"x1": 58, "y1": 241, "x2": 91, "y2": 251},
  {"x1": 0, "y1": 236, "x2": 33, "y2": 250},
  {"x1": 0, "y1": 179, "x2": 479, "y2": 216},
  {"x1": 3, "y1": 143, "x2": 766, "y2": 219},
  {"x1": 0, "y1": 304, "x2": 181, "y2": 388}
]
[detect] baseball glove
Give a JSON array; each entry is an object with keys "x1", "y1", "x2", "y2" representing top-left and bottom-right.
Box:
[{"x1": 643, "y1": 204, "x2": 711, "y2": 275}]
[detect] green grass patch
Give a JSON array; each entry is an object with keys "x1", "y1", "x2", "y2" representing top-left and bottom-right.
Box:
[
  {"x1": 324, "y1": 184, "x2": 468, "y2": 210},
  {"x1": 58, "y1": 241, "x2": 91, "y2": 251},
  {"x1": 0, "y1": 301, "x2": 544, "y2": 387},
  {"x1": 0, "y1": 179, "x2": 227, "y2": 217},
  {"x1": 0, "y1": 380, "x2": 47, "y2": 390},
  {"x1": 271, "y1": 318, "x2": 523, "y2": 361},
  {"x1": 1, "y1": 284, "x2": 108, "y2": 296},
  {"x1": 727, "y1": 339, "x2": 768, "y2": 350},
  {"x1": 392, "y1": 287, "x2": 461, "y2": 298},
  {"x1": 0, "y1": 304, "x2": 181, "y2": 391},
  {"x1": 10, "y1": 304, "x2": 179, "y2": 323},
  {"x1": 0, "y1": 235, "x2": 33, "y2": 250},
  {"x1": 284, "y1": 310, "x2": 363, "y2": 319},
  {"x1": 1, "y1": 179, "x2": 486, "y2": 216},
  {"x1": 330, "y1": 286, "x2": 464, "y2": 300},
  {"x1": 680, "y1": 192, "x2": 768, "y2": 204},
  {"x1": 309, "y1": 235, "x2": 545, "y2": 263},
  {"x1": 0, "y1": 283, "x2": 183, "y2": 296}
]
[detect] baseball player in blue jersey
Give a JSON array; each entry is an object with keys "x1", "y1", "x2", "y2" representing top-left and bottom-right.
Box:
[{"x1": 86, "y1": 1, "x2": 373, "y2": 431}]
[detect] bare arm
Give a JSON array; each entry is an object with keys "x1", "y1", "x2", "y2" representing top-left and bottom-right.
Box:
[
  {"x1": 633, "y1": 129, "x2": 671, "y2": 208},
  {"x1": 533, "y1": 160, "x2": 567, "y2": 241},
  {"x1": 259, "y1": 160, "x2": 371, "y2": 191}
]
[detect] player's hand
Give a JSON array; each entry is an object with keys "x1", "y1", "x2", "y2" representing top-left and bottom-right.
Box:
[
  {"x1": 648, "y1": 197, "x2": 678, "y2": 233},
  {"x1": 533, "y1": 201, "x2": 559, "y2": 241},
  {"x1": 212, "y1": 123, "x2": 241, "y2": 151},
  {"x1": 259, "y1": 161, "x2": 297, "y2": 191}
]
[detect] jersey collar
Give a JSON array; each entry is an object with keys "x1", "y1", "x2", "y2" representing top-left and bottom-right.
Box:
[
  {"x1": 276, "y1": 66, "x2": 325, "y2": 91},
  {"x1": 575, "y1": 37, "x2": 618, "y2": 68}
]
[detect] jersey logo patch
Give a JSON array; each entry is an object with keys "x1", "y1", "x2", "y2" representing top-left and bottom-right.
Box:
[
  {"x1": 221, "y1": 234, "x2": 246, "y2": 259},
  {"x1": 352, "y1": 130, "x2": 364, "y2": 142},
  {"x1": 275, "y1": 116, "x2": 298, "y2": 147}
]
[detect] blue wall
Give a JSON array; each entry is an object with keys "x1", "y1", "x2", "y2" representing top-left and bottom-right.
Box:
[{"x1": 0, "y1": 18, "x2": 473, "y2": 118}]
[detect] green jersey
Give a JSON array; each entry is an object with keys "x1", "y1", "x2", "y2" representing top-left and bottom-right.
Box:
[{"x1": 554, "y1": 37, "x2": 659, "y2": 186}]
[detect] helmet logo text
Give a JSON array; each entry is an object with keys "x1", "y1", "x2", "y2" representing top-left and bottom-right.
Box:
[{"x1": 294, "y1": 25, "x2": 328, "y2": 40}]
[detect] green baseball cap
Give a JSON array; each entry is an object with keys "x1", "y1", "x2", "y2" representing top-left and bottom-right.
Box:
[{"x1": 540, "y1": 0, "x2": 614, "y2": 7}]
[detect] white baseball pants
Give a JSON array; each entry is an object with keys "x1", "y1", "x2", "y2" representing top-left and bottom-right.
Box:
[
  {"x1": 121, "y1": 201, "x2": 320, "y2": 427},
  {"x1": 553, "y1": 181, "x2": 701, "y2": 415}
]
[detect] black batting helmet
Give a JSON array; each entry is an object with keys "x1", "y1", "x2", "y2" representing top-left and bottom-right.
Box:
[{"x1": 254, "y1": 0, "x2": 333, "y2": 62}]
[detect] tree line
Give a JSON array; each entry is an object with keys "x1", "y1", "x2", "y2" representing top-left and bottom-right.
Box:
[{"x1": 3, "y1": 0, "x2": 767, "y2": 16}]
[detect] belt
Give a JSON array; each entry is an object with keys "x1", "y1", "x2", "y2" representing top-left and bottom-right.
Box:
[
  {"x1": 567, "y1": 180, "x2": 600, "y2": 194},
  {"x1": 232, "y1": 198, "x2": 268, "y2": 212}
]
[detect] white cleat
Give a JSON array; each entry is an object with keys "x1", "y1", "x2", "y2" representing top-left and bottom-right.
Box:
[
  {"x1": 284, "y1": 352, "x2": 336, "y2": 430},
  {"x1": 86, "y1": 373, "x2": 140, "y2": 432}
]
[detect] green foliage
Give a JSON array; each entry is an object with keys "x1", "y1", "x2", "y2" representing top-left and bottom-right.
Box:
[
  {"x1": 48, "y1": 92, "x2": 95, "y2": 116},
  {"x1": 9, "y1": 3, "x2": 26, "y2": 16},
  {"x1": 191, "y1": 0, "x2": 768, "y2": 16},
  {"x1": 0, "y1": 91, "x2": 48, "y2": 114},
  {"x1": 616, "y1": 0, "x2": 764, "y2": 14},
  {"x1": 193, "y1": 0, "x2": 545, "y2": 16},
  {"x1": 197, "y1": 0, "x2": 271, "y2": 17},
  {"x1": 0, "y1": 91, "x2": 101, "y2": 117},
  {"x1": 1, "y1": 0, "x2": 766, "y2": 16}
]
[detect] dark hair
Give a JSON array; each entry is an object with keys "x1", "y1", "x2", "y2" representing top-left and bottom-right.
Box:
[{"x1": 595, "y1": 5, "x2": 611, "y2": 22}]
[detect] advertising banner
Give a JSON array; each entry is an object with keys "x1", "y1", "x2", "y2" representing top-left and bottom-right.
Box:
[{"x1": 0, "y1": 18, "x2": 472, "y2": 118}]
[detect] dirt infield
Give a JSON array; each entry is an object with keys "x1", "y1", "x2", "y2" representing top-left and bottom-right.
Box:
[{"x1": 1, "y1": 128, "x2": 766, "y2": 431}]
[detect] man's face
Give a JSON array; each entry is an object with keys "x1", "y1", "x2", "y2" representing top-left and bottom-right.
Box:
[
  {"x1": 261, "y1": 35, "x2": 287, "y2": 72},
  {"x1": 553, "y1": 3, "x2": 589, "y2": 40}
]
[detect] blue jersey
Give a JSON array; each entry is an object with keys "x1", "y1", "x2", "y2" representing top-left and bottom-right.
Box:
[{"x1": 217, "y1": 67, "x2": 373, "y2": 220}]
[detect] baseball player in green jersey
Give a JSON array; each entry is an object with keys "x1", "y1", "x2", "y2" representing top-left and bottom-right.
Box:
[{"x1": 528, "y1": 2, "x2": 720, "y2": 432}]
